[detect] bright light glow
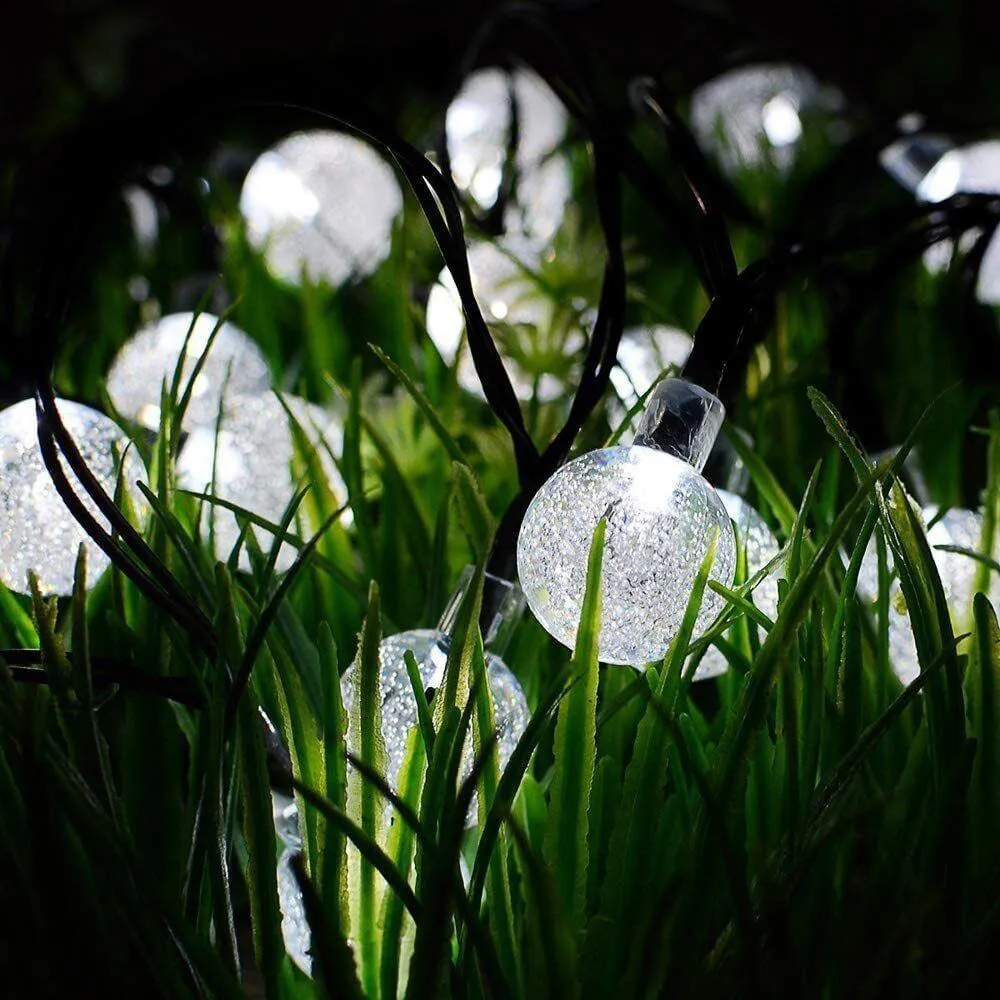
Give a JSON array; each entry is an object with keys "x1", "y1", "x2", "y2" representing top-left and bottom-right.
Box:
[
  {"x1": 761, "y1": 95, "x2": 803, "y2": 147},
  {"x1": 175, "y1": 392, "x2": 345, "y2": 572},
  {"x1": 106, "y1": 312, "x2": 271, "y2": 433},
  {"x1": 916, "y1": 150, "x2": 962, "y2": 202},
  {"x1": 0, "y1": 398, "x2": 147, "y2": 596},
  {"x1": 122, "y1": 185, "x2": 158, "y2": 253},
  {"x1": 240, "y1": 131, "x2": 403, "y2": 288},
  {"x1": 517, "y1": 445, "x2": 736, "y2": 666}
]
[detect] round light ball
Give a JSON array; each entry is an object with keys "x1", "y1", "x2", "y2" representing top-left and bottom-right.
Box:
[
  {"x1": 692, "y1": 489, "x2": 782, "y2": 680},
  {"x1": 240, "y1": 130, "x2": 403, "y2": 288},
  {"x1": 175, "y1": 392, "x2": 345, "y2": 571},
  {"x1": 0, "y1": 398, "x2": 147, "y2": 596},
  {"x1": 340, "y1": 628, "x2": 529, "y2": 810},
  {"x1": 517, "y1": 445, "x2": 737, "y2": 666},
  {"x1": 857, "y1": 505, "x2": 1000, "y2": 686},
  {"x1": 106, "y1": 312, "x2": 271, "y2": 432}
]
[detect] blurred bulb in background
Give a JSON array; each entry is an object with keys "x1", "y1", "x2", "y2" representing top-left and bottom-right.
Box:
[
  {"x1": 857, "y1": 505, "x2": 1000, "y2": 686},
  {"x1": 176, "y1": 392, "x2": 345, "y2": 572},
  {"x1": 689, "y1": 64, "x2": 842, "y2": 174},
  {"x1": 240, "y1": 130, "x2": 403, "y2": 288},
  {"x1": 106, "y1": 312, "x2": 271, "y2": 432},
  {"x1": 446, "y1": 67, "x2": 571, "y2": 243},
  {"x1": 0, "y1": 398, "x2": 147, "y2": 596}
]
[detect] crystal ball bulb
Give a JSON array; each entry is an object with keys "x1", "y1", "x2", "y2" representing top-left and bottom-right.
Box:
[
  {"x1": 857, "y1": 505, "x2": 1000, "y2": 686},
  {"x1": 106, "y1": 312, "x2": 271, "y2": 432},
  {"x1": 340, "y1": 629, "x2": 529, "y2": 806},
  {"x1": 240, "y1": 130, "x2": 403, "y2": 288},
  {"x1": 517, "y1": 445, "x2": 737, "y2": 666},
  {"x1": 693, "y1": 489, "x2": 783, "y2": 680},
  {"x1": 175, "y1": 392, "x2": 344, "y2": 572},
  {"x1": 276, "y1": 849, "x2": 312, "y2": 975},
  {"x1": 0, "y1": 398, "x2": 147, "y2": 596}
]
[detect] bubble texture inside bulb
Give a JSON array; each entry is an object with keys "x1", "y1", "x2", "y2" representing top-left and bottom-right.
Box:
[
  {"x1": 857, "y1": 506, "x2": 1000, "y2": 685},
  {"x1": 517, "y1": 446, "x2": 736, "y2": 666},
  {"x1": 277, "y1": 849, "x2": 312, "y2": 975},
  {"x1": 693, "y1": 490, "x2": 782, "y2": 680},
  {"x1": 176, "y1": 392, "x2": 344, "y2": 571},
  {"x1": 240, "y1": 130, "x2": 403, "y2": 288},
  {"x1": 106, "y1": 312, "x2": 271, "y2": 432},
  {"x1": 340, "y1": 629, "x2": 529, "y2": 813},
  {"x1": 0, "y1": 398, "x2": 147, "y2": 595}
]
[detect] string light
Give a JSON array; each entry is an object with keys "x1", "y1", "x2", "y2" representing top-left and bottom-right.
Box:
[
  {"x1": 106, "y1": 312, "x2": 271, "y2": 432},
  {"x1": 0, "y1": 398, "x2": 147, "y2": 596},
  {"x1": 692, "y1": 489, "x2": 782, "y2": 680},
  {"x1": 857, "y1": 505, "x2": 1000, "y2": 685},
  {"x1": 175, "y1": 392, "x2": 345, "y2": 571},
  {"x1": 340, "y1": 572, "x2": 529, "y2": 822},
  {"x1": 240, "y1": 130, "x2": 403, "y2": 288},
  {"x1": 517, "y1": 378, "x2": 736, "y2": 666}
]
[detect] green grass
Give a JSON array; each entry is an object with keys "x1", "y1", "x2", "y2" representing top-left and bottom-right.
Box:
[{"x1": 4, "y1": 94, "x2": 1000, "y2": 1000}]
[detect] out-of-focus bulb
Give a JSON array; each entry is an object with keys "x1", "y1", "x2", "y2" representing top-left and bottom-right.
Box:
[
  {"x1": 340, "y1": 630, "x2": 529, "y2": 809},
  {"x1": 690, "y1": 64, "x2": 841, "y2": 173},
  {"x1": 176, "y1": 392, "x2": 345, "y2": 571},
  {"x1": 517, "y1": 379, "x2": 737, "y2": 666},
  {"x1": 425, "y1": 236, "x2": 585, "y2": 402},
  {"x1": 692, "y1": 489, "x2": 782, "y2": 680},
  {"x1": 857, "y1": 505, "x2": 1000, "y2": 686},
  {"x1": 106, "y1": 312, "x2": 271, "y2": 433},
  {"x1": 0, "y1": 398, "x2": 147, "y2": 596},
  {"x1": 240, "y1": 130, "x2": 403, "y2": 288},
  {"x1": 445, "y1": 67, "x2": 570, "y2": 241}
]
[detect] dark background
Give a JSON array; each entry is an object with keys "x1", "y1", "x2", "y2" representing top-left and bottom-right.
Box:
[{"x1": 3, "y1": 0, "x2": 1000, "y2": 158}]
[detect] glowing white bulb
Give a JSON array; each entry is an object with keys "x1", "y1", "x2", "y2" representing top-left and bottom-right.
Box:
[
  {"x1": 122, "y1": 185, "x2": 159, "y2": 253},
  {"x1": 690, "y1": 64, "x2": 839, "y2": 173},
  {"x1": 340, "y1": 629, "x2": 529, "y2": 819},
  {"x1": 240, "y1": 130, "x2": 403, "y2": 288},
  {"x1": 106, "y1": 312, "x2": 271, "y2": 433},
  {"x1": 445, "y1": 67, "x2": 571, "y2": 241},
  {"x1": 916, "y1": 150, "x2": 962, "y2": 203},
  {"x1": 175, "y1": 392, "x2": 345, "y2": 571},
  {"x1": 0, "y1": 398, "x2": 147, "y2": 596},
  {"x1": 517, "y1": 446, "x2": 736, "y2": 666},
  {"x1": 857, "y1": 506, "x2": 1000, "y2": 686},
  {"x1": 277, "y1": 849, "x2": 312, "y2": 975},
  {"x1": 425, "y1": 237, "x2": 581, "y2": 402},
  {"x1": 692, "y1": 489, "x2": 783, "y2": 680}
]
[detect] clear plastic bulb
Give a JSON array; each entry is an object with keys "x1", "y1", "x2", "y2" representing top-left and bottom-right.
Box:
[
  {"x1": 106, "y1": 311, "x2": 271, "y2": 432},
  {"x1": 857, "y1": 505, "x2": 1000, "y2": 686},
  {"x1": 240, "y1": 130, "x2": 403, "y2": 288},
  {"x1": 340, "y1": 629, "x2": 529, "y2": 805},
  {"x1": 175, "y1": 392, "x2": 345, "y2": 571},
  {"x1": 517, "y1": 378, "x2": 736, "y2": 667},
  {"x1": 0, "y1": 398, "x2": 147, "y2": 596},
  {"x1": 691, "y1": 489, "x2": 783, "y2": 680}
]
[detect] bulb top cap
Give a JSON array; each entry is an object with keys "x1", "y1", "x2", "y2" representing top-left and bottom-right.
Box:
[{"x1": 633, "y1": 378, "x2": 725, "y2": 472}]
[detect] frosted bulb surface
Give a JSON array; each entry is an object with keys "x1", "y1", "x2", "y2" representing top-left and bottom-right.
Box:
[
  {"x1": 0, "y1": 398, "x2": 147, "y2": 596},
  {"x1": 517, "y1": 446, "x2": 737, "y2": 666},
  {"x1": 176, "y1": 392, "x2": 344, "y2": 571},
  {"x1": 446, "y1": 67, "x2": 569, "y2": 239},
  {"x1": 240, "y1": 130, "x2": 403, "y2": 288},
  {"x1": 693, "y1": 490, "x2": 782, "y2": 680},
  {"x1": 340, "y1": 629, "x2": 529, "y2": 804},
  {"x1": 276, "y1": 849, "x2": 312, "y2": 975},
  {"x1": 106, "y1": 312, "x2": 270, "y2": 432},
  {"x1": 857, "y1": 506, "x2": 1000, "y2": 686}
]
